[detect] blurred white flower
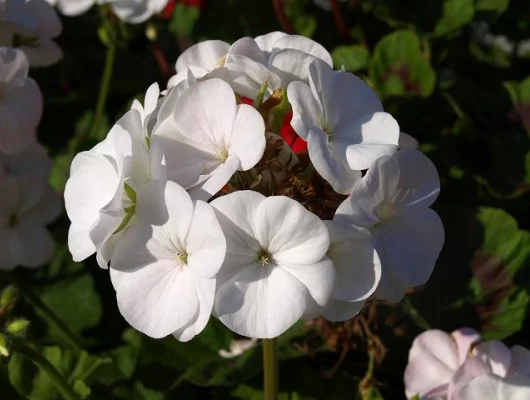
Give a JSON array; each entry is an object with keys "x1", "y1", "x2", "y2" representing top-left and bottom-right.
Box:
[
  {"x1": 44, "y1": 0, "x2": 98, "y2": 17},
  {"x1": 0, "y1": 47, "x2": 42, "y2": 154},
  {"x1": 0, "y1": 142, "x2": 52, "y2": 177},
  {"x1": 405, "y1": 328, "x2": 482, "y2": 399},
  {"x1": 152, "y1": 78, "x2": 266, "y2": 201},
  {"x1": 405, "y1": 328, "x2": 530, "y2": 400},
  {"x1": 211, "y1": 191, "x2": 335, "y2": 338},
  {"x1": 219, "y1": 337, "x2": 257, "y2": 359},
  {"x1": 316, "y1": 220, "x2": 381, "y2": 322},
  {"x1": 0, "y1": 0, "x2": 62, "y2": 66},
  {"x1": 458, "y1": 374, "x2": 530, "y2": 400},
  {"x1": 335, "y1": 148, "x2": 444, "y2": 302},
  {"x1": 0, "y1": 175, "x2": 61, "y2": 269},
  {"x1": 288, "y1": 59, "x2": 400, "y2": 194},
  {"x1": 111, "y1": 0, "x2": 168, "y2": 24},
  {"x1": 110, "y1": 181, "x2": 226, "y2": 342}
]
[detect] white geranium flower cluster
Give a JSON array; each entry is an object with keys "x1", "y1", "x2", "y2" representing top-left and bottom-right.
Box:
[
  {"x1": 43, "y1": 0, "x2": 168, "y2": 23},
  {"x1": 65, "y1": 32, "x2": 445, "y2": 341},
  {"x1": 0, "y1": 4, "x2": 62, "y2": 270}
]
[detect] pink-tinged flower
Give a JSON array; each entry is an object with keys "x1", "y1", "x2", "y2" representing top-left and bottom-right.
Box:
[{"x1": 404, "y1": 328, "x2": 481, "y2": 399}]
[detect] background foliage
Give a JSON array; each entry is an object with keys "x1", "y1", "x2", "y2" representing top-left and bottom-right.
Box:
[{"x1": 2, "y1": 0, "x2": 530, "y2": 398}]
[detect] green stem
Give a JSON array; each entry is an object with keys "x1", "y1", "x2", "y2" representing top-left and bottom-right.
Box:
[
  {"x1": 262, "y1": 338, "x2": 278, "y2": 400},
  {"x1": 5, "y1": 272, "x2": 83, "y2": 351},
  {"x1": 88, "y1": 38, "x2": 117, "y2": 140},
  {"x1": 402, "y1": 295, "x2": 431, "y2": 330},
  {"x1": 11, "y1": 341, "x2": 80, "y2": 400}
]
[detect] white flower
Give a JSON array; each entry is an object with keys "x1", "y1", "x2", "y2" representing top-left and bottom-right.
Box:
[
  {"x1": 111, "y1": 0, "x2": 168, "y2": 24},
  {"x1": 152, "y1": 78, "x2": 266, "y2": 201},
  {"x1": 0, "y1": 175, "x2": 61, "y2": 269},
  {"x1": 0, "y1": 47, "x2": 42, "y2": 154},
  {"x1": 44, "y1": 0, "x2": 98, "y2": 16},
  {"x1": 110, "y1": 180, "x2": 226, "y2": 342},
  {"x1": 0, "y1": 142, "x2": 52, "y2": 177},
  {"x1": 316, "y1": 221, "x2": 381, "y2": 321},
  {"x1": 65, "y1": 107, "x2": 164, "y2": 267},
  {"x1": 266, "y1": 33, "x2": 333, "y2": 85},
  {"x1": 211, "y1": 190, "x2": 335, "y2": 339},
  {"x1": 174, "y1": 37, "x2": 267, "y2": 79},
  {"x1": 458, "y1": 374, "x2": 530, "y2": 400},
  {"x1": 287, "y1": 59, "x2": 400, "y2": 194},
  {"x1": 0, "y1": 0, "x2": 62, "y2": 67},
  {"x1": 334, "y1": 148, "x2": 444, "y2": 302}
]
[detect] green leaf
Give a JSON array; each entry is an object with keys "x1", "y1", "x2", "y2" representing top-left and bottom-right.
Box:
[
  {"x1": 369, "y1": 30, "x2": 436, "y2": 98},
  {"x1": 434, "y1": 0, "x2": 475, "y2": 36},
  {"x1": 475, "y1": 0, "x2": 510, "y2": 14},
  {"x1": 169, "y1": 4, "x2": 200, "y2": 36},
  {"x1": 471, "y1": 208, "x2": 530, "y2": 339},
  {"x1": 331, "y1": 45, "x2": 370, "y2": 72},
  {"x1": 34, "y1": 246, "x2": 102, "y2": 341}
]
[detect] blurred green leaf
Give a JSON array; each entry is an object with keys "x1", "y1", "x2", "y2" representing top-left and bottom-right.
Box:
[
  {"x1": 475, "y1": 0, "x2": 510, "y2": 13},
  {"x1": 331, "y1": 45, "x2": 370, "y2": 72},
  {"x1": 369, "y1": 30, "x2": 436, "y2": 98},
  {"x1": 170, "y1": 4, "x2": 200, "y2": 36},
  {"x1": 471, "y1": 208, "x2": 530, "y2": 339},
  {"x1": 434, "y1": 0, "x2": 475, "y2": 36}
]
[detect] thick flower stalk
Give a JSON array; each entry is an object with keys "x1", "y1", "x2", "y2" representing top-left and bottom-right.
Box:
[{"x1": 64, "y1": 31, "x2": 445, "y2": 343}]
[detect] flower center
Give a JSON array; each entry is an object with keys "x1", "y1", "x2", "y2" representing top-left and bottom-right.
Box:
[
  {"x1": 258, "y1": 249, "x2": 272, "y2": 266},
  {"x1": 176, "y1": 252, "x2": 188, "y2": 265},
  {"x1": 218, "y1": 149, "x2": 229, "y2": 163},
  {"x1": 216, "y1": 55, "x2": 227, "y2": 67}
]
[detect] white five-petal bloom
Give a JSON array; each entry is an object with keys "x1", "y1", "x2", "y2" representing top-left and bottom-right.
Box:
[
  {"x1": 0, "y1": 175, "x2": 61, "y2": 269},
  {"x1": 334, "y1": 148, "x2": 444, "y2": 302},
  {"x1": 110, "y1": 181, "x2": 226, "y2": 342},
  {"x1": 0, "y1": 0, "x2": 62, "y2": 66},
  {"x1": 211, "y1": 191, "x2": 335, "y2": 339},
  {"x1": 288, "y1": 59, "x2": 400, "y2": 194},
  {"x1": 0, "y1": 47, "x2": 42, "y2": 154},
  {"x1": 152, "y1": 78, "x2": 266, "y2": 201},
  {"x1": 317, "y1": 221, "x2": 381, "y2": 322}
]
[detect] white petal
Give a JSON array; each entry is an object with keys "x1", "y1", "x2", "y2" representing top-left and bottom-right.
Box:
[
  {"x1": 510, "y1": 345, "x2": 530, "y2": 376},
  {"x1": 269, "y1": 48, "x2": 324, "y2": 85},
  {"x1": 210, "y1": 190, "x2": 265, "y2": 266},
  {"x1": 281, "y1": 257, "x2": 335, "y2": 306},
  {"x1": 287, "y1": 81, "x2": 322, "y2": 140},
  {"x1": 188, "y1": 155, "x2": 240, "y2": 201},
  {"x1": 458, "y1": 374, "x2": 530, "y2": 400},
  {"x1": 374, "y1": 208, "x2": 444, "y2": 288},
  {"x1": 215, "y1": 263, "x2": 308, "y2": 338},
  {"x1": 143, "y1": 82, "x2": 160, "y2": 117},
  {"x1": 227, "y1": 104, "x2": 266, "y2": 170},
  {"x1": 473, "y1": 340, "x2": 512, "y2": 378},
  {"x1": 322, "y1": 299, "x2": 363, "y2": 322},
  {"x1": 325, "y1": 221, "x2": 381, "y2": 302},
  {"x1": 21, "y1": 38, "x2": 62, "y2": 67},
  {"x1": 253, "y1": 196, "x2": 329, "y2": 265},
  {"x1": 399, "y1": 131, "x2": 419, "y2": 149},
  {"x1": 10, "y1": 223, "x2": 54, "y2": 268},
  {"x1": 68, "y1": 223, "x2": 96, "y2": 262},
  {"x1": 307, "y1": 128, "x2": 361, "y2": 194},
  {"x1": 274, "y1": 35, "x2": 332, "y2": 66},
  {"x1": 114, "y1": 262, "x2": 200, "y2": 338},
  {"x1": 307, "y1": 59, "x2": 383, "y2": 133},
  {"x1": 254, "y1": 31, "x2": 288, "y2": 53},
  {"x1": 172, "y1": 275, "x2": 216, "y2": 341},
  {"x1": 227, "y1": 37, "x2": 267, "y2": 64},
  {"x1": 57, "y1": 0, "x2": 94, "y2": 15},
  {"x1": 344, "y1": 141, "x2": 398, "y2": 171},
  {"x1": 186, "y1": 200, "x2": 226, "y2": 279},
  {"x1": 175, "y1": 40, "x2": 230, "y2": 75}
]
